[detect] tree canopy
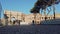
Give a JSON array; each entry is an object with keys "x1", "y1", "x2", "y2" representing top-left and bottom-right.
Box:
[{"x1": 30, "y1": 0, "x2": 60, "y2": 13}]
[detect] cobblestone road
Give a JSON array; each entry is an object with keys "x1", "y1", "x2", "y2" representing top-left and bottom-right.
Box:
[{"x1": 0, "y1": 25, "x2": 60, "y2": 34}]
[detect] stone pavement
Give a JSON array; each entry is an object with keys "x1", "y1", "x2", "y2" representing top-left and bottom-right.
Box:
[{"x1": 0, "y1": 25, "x2": 60, "y2": 34}]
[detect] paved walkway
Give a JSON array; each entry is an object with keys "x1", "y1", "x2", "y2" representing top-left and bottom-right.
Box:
[{"x1": 0, "y1": 25, "x2": 60, "y2": 34}]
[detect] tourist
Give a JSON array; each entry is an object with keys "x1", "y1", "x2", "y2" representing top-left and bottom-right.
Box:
[{"x1": 11, "y1": 17, "x2": 16, "y2": 24}]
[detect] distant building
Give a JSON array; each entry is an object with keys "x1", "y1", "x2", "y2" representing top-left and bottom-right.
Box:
[{"x1": 1, "y1": 10, "x2": 60, "y2": 25}]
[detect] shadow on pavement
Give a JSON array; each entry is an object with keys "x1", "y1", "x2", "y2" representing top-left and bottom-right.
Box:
[{"x1": 0, "y1": 18, "x2": 60, "y2": 34}]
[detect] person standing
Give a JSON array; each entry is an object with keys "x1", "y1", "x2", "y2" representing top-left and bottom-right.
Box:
[{"x1": 11, "y1": 17, "x2": 16, "y2": 25}]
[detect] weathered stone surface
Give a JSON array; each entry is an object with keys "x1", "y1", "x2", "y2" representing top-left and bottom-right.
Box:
[{"x1": 0, "y1": 25, "x2": 60, "y2": 34}]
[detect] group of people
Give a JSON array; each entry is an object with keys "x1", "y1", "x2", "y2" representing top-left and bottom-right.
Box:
[{"x1": 11, "y1": 17, "x2": 21, "y2": 25}]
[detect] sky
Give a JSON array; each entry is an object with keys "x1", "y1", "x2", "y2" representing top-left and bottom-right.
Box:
[{"x1": 0, "y1": 0, "x2": 60, "y2": 18}]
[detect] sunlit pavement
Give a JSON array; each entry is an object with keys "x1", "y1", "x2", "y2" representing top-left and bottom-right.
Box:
[{"x1": 0, "y1": 25, "x2": 60, "y2": 34}]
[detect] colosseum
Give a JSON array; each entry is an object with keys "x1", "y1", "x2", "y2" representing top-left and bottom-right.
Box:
[{"x1": 1, "y1": 10, "x2": 60, "y2": 25}]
